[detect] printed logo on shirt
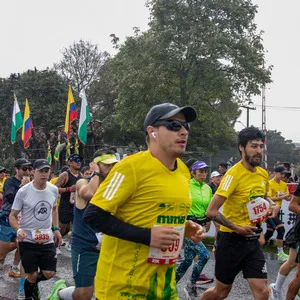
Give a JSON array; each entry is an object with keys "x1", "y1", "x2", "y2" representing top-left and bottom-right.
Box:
[
  {"x1": 156, "y1": 215, "x2": 186, "y2": 225},
  {"x1": 158, "y1": 203, "x2": 175, "y2": 210},
  {"x1": 221, "y1": 175, "x2": 233, "y2": 191},
  {"x1": 103, "y1": 172, "x2": 125, "y2": 200},
  {"x1": 33, "y1": 201, "x2": 51, "y2": 221}
]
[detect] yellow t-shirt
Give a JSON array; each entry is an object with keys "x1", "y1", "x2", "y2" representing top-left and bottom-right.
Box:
[
  {"x1": 216, "y1": 161, "x2": 269, "y2": 233},
  {"x1": 268, "y1": 178, "x2": 289, "y2": 207},
  {"x1": 50, "y1": 177, "x2": 60, "y2": 206},
  {"x1": 0, "y1": 177, "x2": 6, "y2": 193},
  {"x1": 90, "y1": 150, "x2": 191, "y2": 300}
]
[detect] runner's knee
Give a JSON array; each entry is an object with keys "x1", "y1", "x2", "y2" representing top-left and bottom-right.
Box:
[
  {"x1": 276, "y1": 226, "x2": 285, "y2": 240},
  {"x1": 42, "y1": 270, "x2": 55, "y2": 279}
]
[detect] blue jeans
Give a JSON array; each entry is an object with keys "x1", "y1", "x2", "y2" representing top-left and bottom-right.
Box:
[{"x1": 176, "y1": 237, "x2": 210, "y2": 284}]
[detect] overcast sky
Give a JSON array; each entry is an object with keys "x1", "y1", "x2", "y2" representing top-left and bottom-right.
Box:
[{"x1": 1, "y1": 1, "x2": 299, "y2": 142}]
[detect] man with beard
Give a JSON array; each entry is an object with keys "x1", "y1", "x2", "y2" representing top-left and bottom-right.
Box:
[
  {"x1": 84, "y1": 103, "x2": 204, "y2": 299},
  {"x1": 201, "y1": 126, "x2": 279, "y2": 300},
  {"x1": 55, "y1": 154, "x2": 82, "y2": 237}
]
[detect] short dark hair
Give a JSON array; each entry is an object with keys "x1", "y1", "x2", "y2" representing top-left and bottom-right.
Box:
[
  {"x1": 81, "y1": 166, "x2": 90, "y2": 174},
  {"x1": 219, "y1": 162, "x2": 228, "y2": 169},
  {"x1": 185, "y1": 158, "x2": 198, "y2": 170},
  {"x1": 93, "y1": 148, "x2": 114, "y2": 159},
  {"x1": 238, "y1": 126, "x2": 265, "y2": 150}
]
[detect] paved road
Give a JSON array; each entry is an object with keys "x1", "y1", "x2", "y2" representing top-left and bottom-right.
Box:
[{"x1": 0, "y1": 247, "x2": 295, "y2": 299}]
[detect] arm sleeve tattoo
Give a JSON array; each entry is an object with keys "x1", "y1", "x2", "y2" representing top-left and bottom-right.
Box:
[{"x1": 211, "y1": 212, "x2": 236, "y2": 231}]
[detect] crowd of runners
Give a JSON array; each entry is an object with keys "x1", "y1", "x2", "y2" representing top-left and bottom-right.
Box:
[{"x1": 0, "y1": 102, "x2": 300, "y2": 300}]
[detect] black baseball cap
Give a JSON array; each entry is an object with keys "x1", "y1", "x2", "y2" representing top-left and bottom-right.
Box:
[
  {"x1": 14, "y1": 158, "x2": 32, "y2": 168},
  {"x1": 33, "y1": 159, "x2": 51, "y2": 170},
  {"x1": 274, "y1": 165, "x2": 287, "y2": 174},
  {"x1": 143, "y1": 103, "x2": 197, "y2": 133}
]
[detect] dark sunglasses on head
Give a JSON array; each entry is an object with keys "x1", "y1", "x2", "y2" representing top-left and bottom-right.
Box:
[
  {"x1": 21, "y1": 167, "x2": 32, "y2": 171},
  {"x1": 0, "y1": 170, "x2": 6, "y2": 174},
  {"x1": 152, "y1": 120, "x2": 190, "y2": 132}
]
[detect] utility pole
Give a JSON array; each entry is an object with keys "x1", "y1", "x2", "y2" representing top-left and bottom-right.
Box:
[
  {"x1": 261, "y1": 85, "x2": 268, "y2": 169},
  {"x1": 240, "y1": 102, "x2": 256, "y2": 127}
]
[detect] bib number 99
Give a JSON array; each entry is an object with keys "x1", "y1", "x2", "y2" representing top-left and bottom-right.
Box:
[{"x1": 161, "y1": 239, "x2": 180, "y2": 253}]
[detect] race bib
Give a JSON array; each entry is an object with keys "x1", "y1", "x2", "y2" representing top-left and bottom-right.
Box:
[
  {"x1": 246, "y1": 197, "x2": 270, "y2": 224},
  {"x1": 32, "y1": 229, "x2": 52, "y2": 244},
  {"x1": 69, "y1": 192, "x2": 75, "y2": 204},
  {"x1": 147, "y1": 226, "x2": 184, "y2": 265}
]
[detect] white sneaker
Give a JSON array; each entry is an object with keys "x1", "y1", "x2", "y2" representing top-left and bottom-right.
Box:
[
  {"x1": 56, "y1": 247, "x2": 62, "y2": 255},
  {"x1": 269, "y1": 283, "x2": 282, "y2": 300}
]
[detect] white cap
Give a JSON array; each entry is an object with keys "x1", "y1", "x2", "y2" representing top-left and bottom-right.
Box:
[{"x1": 210, "y1": 171, "x2": 221, "y2": 178}]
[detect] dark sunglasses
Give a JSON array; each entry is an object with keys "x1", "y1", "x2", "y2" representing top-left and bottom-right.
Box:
[
  {"x1": 72, "y1": 158, "x2": 82, "y2": 163},
  {"x1": 21, "y1": 167, "x2": 32, "y2": 171},
  {"x1": 0, "y1": 170, "x2": 6, "y2": 174},
  {"x1": 152, "y1": 120, "x2": 190, "y2": 132}
]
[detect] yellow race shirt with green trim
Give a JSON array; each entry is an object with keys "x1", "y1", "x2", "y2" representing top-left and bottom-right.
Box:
[
  {"x1": 216, "y1": 161, "x2": 269, "y2": 233},
  {"x1": 0, "y1": 178, "x2": 6, "y2": 193},
  {"x1": 268, "y1": 178, "x2": 289, "y2": 207},
  {"x1": 90, "y1": 150, "x2": 191, "y2": 300}
]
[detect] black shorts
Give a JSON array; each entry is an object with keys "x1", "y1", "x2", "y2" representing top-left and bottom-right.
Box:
[
  {"x1": 215, "y1": 232, "x2": 267, "y2": 285},
  {"x1": 58, "y1": 208, "x2": 73, "y2": 225},
  {"x1": 286, "y1": 227, "x2": 297, "y2": 249},
  {"x1": 19, "y1": 242, "x2": 57, "y2": 274},
  {"x1": 266, "y1": 216, "x2": 283, "y2": 230}
]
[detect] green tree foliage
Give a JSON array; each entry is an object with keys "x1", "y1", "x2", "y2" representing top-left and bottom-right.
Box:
[
  {"x1": 266, "y1": 130, "x2": 300, "y2": 168},
  {"x1": 54, "y1": 40, "x2": 110, "y2": 93},
  {"x1": 98, "y1": 0, "x2": 271, "y2": 152}
]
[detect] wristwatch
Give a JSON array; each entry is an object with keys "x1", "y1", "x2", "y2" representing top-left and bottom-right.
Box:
[{"x1": 53, "y1": 226, "x2": 61, "y2": 231}]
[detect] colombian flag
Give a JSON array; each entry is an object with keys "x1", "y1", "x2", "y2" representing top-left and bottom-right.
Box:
[
  {"x1": 22, "y1": 99, "x2": 33, "y2": 149},
  {"x1": 64, "y1": 85, "x2": 78, "y2": 138}
]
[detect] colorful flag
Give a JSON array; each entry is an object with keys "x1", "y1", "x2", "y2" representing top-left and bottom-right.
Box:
[
  {"x1": 47, "y1": 144, "x2": 52, "y2": 165},
  {"x1": 78, "y1": 88, "x2": 91, "y2": 144},
  {"x1": 74, "y1": 138, "x2": 79, "y2": 155},
  {"x1": 22, "y1": 99, "x2": 33, "y2": 149},
  {"x1": 65, "y1": 141, "x2": 71, "y2": 161},
  {"x1": 54, "y1": 142, "x2": 60, "y2": 161},
  {"x1": 11, "y1": 95, "x2": 23, "y2": 144},
  {"x1": 64, "y1": 85, "x2": 78, "y2": 138}
]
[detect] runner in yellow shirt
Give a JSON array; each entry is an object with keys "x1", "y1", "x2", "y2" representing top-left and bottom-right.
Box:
[
  {"x1": 0, "y1": 166, "x2": 7, "y2": 208},
  {"x1": 265, "y1": 165, "x2": 291, "y2": 262},
  {"x1": 84, "y1": 103, "x2": 204, "y2": 299},
  {"x1": 201, "y1": 126, "x2": 279, "y2": 300}
]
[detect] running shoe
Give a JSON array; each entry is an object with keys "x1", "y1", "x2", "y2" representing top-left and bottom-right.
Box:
[
  {"x1": 277, "y1": 252, "x2": 288, "y2": 262},
  {"x1": 8, "y1": 266, "x2": 21, "y2": 277},
  {"x1": 196, "y1": 274, "x2": 214, "y2": 285},
  {"x1": 17, "y1": 291, "x2": 26, "y2": 300},
  {"x1": 47, "y1": 279, "x2": 67, "y2": 300},
  {"x1": 183, "y1": 284, "x2": 197, "y2": 299},
  {"x1": 268, "y1": 283, "x2": 282, "y2": 300}
]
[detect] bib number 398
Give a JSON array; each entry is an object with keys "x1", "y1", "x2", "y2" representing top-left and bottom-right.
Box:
[{"x1": 147, "y1": 226, "x2": 184, "y2": 265}]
